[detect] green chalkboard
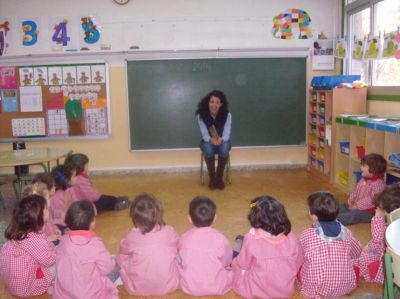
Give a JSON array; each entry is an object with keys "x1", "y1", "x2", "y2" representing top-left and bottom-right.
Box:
[{"x1": 127, "y1": 57, "x2": 306, "y2": 150}]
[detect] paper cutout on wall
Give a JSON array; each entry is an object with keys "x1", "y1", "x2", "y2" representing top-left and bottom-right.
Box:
[
  {"x1": 91, "y1": 65, "x2": 105, "y2": 83},
  {"x1": 19, "y1": 67, "x2": 34, "y2": 86},
  {"x1": 383, "y1": 31, "x2": 398, "y2": 58},
  {"x1": 62, "y1": 66, "x2": 77, "y2": 85},
  {"x1": 85, "y1": 108, "x2": 108, "y2": 136},
  {"x1": 65, "y1": 98, "x2": 84, "y2": 136},
  {"x1": 364, "y1": 35, "x2": 380, "y2": 59},
  {"x1": 48, "y1": 66, "x2": 62, "y2": 85},
  {"x1": 396, "y1": 32, "x2": 400, "y2": 59},
  {"x1": 34, "y1": 67, "x2": 48, "y2": 86},
  {"x1": 352, "y1": 38, "x2": 365, "y2": 60},
  {"x1": 22, "y1": 20, "x2": 38, "y2": 46},
  {"x1": 312, "y1": 39, "x2": 334, "y2": 70},
  {"x1": 0, "y1": 67, "x2": 17, "y2": 89},
  {"x1": 12, "y1": 118, "x2": 45, "y2": 137},
  {"x1": 1, "y1": 89, "x2": 18, "y2": 112},
  {"x1": 272, "y1": 9, "x2": 312, "y2": 40},
  {"x1": 0, "y1": 21, "x2": 10, "y2": 56},
  {"x1": 47, "y1": 109, "x2": 68, "y2": 136},
  {"x1": 334, "y1": 38, "x2": 347, "y2": 59},
  {"x1": 77, "y1": 65, "x2": 91, "y2": 84}
]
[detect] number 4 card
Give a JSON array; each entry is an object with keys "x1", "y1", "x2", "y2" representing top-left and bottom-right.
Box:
[{"x1": 49, "y1": 17, "x2": 77, "y2": 51}]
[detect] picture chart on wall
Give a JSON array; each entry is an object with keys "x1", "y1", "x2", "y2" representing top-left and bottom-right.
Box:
[{"x1": 0, "y1": 62, "x2": 110, "y2": 140}]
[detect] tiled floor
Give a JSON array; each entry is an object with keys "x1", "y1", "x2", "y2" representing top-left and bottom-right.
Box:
[{"x1": 0, "y1": 169, "x2": 383, "y2": 298}]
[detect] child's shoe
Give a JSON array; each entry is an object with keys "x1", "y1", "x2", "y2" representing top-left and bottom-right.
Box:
[
  {"x1": 114, "y1": 196, "x2": 130, "y2": 210},
  {"x1": 233, "y1": 234, "x2": 244, "y2": 256}
]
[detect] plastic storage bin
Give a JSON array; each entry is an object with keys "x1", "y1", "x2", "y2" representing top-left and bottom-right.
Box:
[
  {"x1": 356, "y1": 146, "x2": 365, "y2": 159},
  {"x1": 339, "y1": 171, "x2": 349, "y2": 187},
  {"x1": 340, "y1": 142, "x2": 350, "y2": 155},
  {"x1": 319, "y1": 103, "x2": 325, "y2": 114},
  {"x1": 319, "y1": 115, "x2": 325, "y2": 125},
  {"x1": 318, "y1": 160, "x2": 324, "y2": 172},
  {"x1": 311, "y1": 102, "x2": 317, "y2": 113},
  {"x1": 386, "y1": 173, "x2": 400, "y2": 185},
  {"x1": 319, "y1": 137, "x2": 325, "y2": 148},
  {"x1": 318, "y1": 126, "x2": 325, "y2": 138},
  {"x1": 311, "y1": 113, "x2": 317, "y2": 124},
  {"x1": 310, "y1": 157, "x2": 317, "y2": 168},
  {"x1": 311, "y1": 124, "x2": 317, "y2": 135}
]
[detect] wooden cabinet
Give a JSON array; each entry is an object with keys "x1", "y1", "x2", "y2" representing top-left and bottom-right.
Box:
[
  {"x1": 334, "y1": 116, "x2": 400, "y2": 193},
  {"x1": 307, "y1": 88, "x2": 367, "y2": 182}
]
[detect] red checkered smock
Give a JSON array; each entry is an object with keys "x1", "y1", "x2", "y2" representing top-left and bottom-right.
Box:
[
  {"x1": 348, "y1": 178, "x2": 386, "y2": 210},
  {"x1": 0, "y1": 232, "x2": 56, "y2": 297},
  {"x1": 299, "y1": 224, "x2": 362, "y2": 298},
  {"x1": 355, "y1": 215, "x2": 386, "y2": 284}
]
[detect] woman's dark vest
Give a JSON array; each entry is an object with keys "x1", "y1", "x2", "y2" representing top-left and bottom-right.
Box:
[{"x1": 201, "y1": 112, "x2": 228, "y2": 138}]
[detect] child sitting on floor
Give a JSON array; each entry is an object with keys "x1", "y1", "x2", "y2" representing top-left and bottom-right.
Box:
[
  {"x1": 53, "y1": 200, "x2": 119, "y2": 299},
  {"x1": 179, "y1": 196, "x2": 233, "y2": 296},
  {"x1": 117, "y1": 193, "x2": 179, "y2": 296},
  {"x1": 338, "y1": 153, "x2": 387, "y2": 225},
  {"x1": 0, "y1": 195, "x2": 56, "y2": 297},
  {"x1": 64, "y1": 153, "x2": 129, "y2": 212},
  {"x1": 299, "y1": 191, "x2": 362, "y2": 298},
  {"x1": 355, "y1": 184, "x2": 400, "y2": 284},
  {"x1": 232, "y1": 195, "x2": 303, "y2": 299}
]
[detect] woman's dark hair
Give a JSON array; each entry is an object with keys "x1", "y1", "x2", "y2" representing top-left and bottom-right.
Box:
[
  {"x1": 51, "y1": 165, "x2": 73, "y2": 191},
  {"x1": 5, "y1": 195, "x2": 46, "y2": 240},
  {"x1": 248, "y1": 195, "x2": 291, "y2": 236},
  {"x1": 64, "y1": 153, "x2": 89, "y2": 175},
  {"x1": 308, "y1": 191, "x2": 339, "y2": 221},
  {"x1": 130, "y1": 193, "x2": 165, "y2": 234},
  {"x1": 195, "y1": 90, "x2": 229, "y2": 120},
  {"x1": 65, "y1": 200, "x2": 96, "y2": 231},
  {"x1": 361, "y1": 153, "x2": 387, "y2": 175},
  {"x1": 189, "y1": 196, "x2": 216, "y2": 227},
  {"x1": 373, "y1": 184, "x2": 400, "y2": 213},
  {"x1": 31, "y1": 173, "x2": 55, "y2": 190}
]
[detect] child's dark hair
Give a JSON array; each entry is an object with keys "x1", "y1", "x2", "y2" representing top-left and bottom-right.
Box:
[
  {"x1": 31, "y1": 173, "x2": 55, "y2": 190},
  {"x1": 130, "y1": 193, "x2": 165, "y2": 234},
  {"x1": 51, "y1": 165, "x2": 72, "y2": 191},
  {"x1": 64, "y1": 153, "x2": 89, "y2": 175},
  {"x1": 65, "y1": 200, "x2": 96, "y2": 231},
  {"x1": 189, "y1": 196, "x2": 216, "y2": 227},
  {"x1": 308, "y1": 191, "x2": 339, "y2": 221},
  {"x1": 5, "y1": 195, "x2": 46, "y2": 240},
  {"x1": 373, "y1": 184, "x2": 400, "y2": 213},
  {"x1": 361, "y1": 153, "x2": 387, "y2": 175},
  {"x1": 248, "y1": 195, "x2": 291, "y2": 236}
]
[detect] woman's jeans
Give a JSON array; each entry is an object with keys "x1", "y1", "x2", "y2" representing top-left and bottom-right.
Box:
[{"x1": 200, "y1": 140, "x2": 231, "y2": 158}]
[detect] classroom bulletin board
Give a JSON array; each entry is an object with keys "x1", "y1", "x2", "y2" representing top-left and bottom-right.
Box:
[{"x1": 0, "y1": 62, "x2": 110, "y2": 140}]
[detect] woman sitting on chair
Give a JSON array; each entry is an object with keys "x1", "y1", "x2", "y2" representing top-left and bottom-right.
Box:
[{"x1": 196, "y1": 90, "x2": 232, "y2": 190}]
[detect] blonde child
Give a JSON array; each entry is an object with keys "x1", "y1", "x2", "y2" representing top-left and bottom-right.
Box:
[
  {"x1": 299, "y1": 191, "x2": 362, "y2": 298},
  {"x1": 22, "y1": 182, "x2": 61, "y2": 243},
  {"x1": 64, "y1": 153, "x2": 129, "y2": 211},
  {"x1": 179, "y1": 196, "x2": 233, "y2": 296},
  {"x1": 117, "y1": 193, "x2": 179, "y2": 296},
  {"x1": 232, "y1": 195, "x2": 303, "y2": 298},
  {"x1": 31, "y1": 172, "x2": 56, "y2": 197},
  {"x1": 53, "y1": 200, "x2": 118, "y2": 299},
  {"x1": 0, "y1": 195, "x2": 56, "y2": 297},
  {"x1": 355, "y1": 184, "x2": 400, "y2": 284},
  {"x1": 50, "y1": 164, "x2": 78, "y2": 230},
  {"x1": 338, "y1": 153, "x2": 387, "y2": 225}
]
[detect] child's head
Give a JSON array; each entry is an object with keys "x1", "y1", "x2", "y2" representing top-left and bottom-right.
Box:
[
  {"x1": 373, "y1": 184, "x2": 400, "y2": 213},
  {"x1": 130, "y1": 193, "x2": 165, "y2": 234},
  {"x1": 5, "y1": 195, "x2": 47, "y2": 240},
  {"x1": 189, "y1": 196, "x2": 216, "y2": 228},
  {"x1": 248, "y1": 195, "x2": 291, "y2": 236},
  {"x1": 308, "y1": 191, "x2": 339, "y2": 222},
  {"x1": 360, "y1": 153, "x2": 387, "y2": 176},
  {"x1": 51, "y1": 165, "x2": 75, "y2": 191},
  {"x1": 31, "y1": 173, "x2": 55, "y2": 196},
  {"x1": 65, "y1": 200, "x2": 96, "y2": 231},
  {"x1": 64, "y1": 153, "x2": 89, "y2": 175},
  {"x1": 22, "y1": 182, "x2": 50, "y2": 201}
]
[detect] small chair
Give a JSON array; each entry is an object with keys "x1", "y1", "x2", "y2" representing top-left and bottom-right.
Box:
[
  {"x1": 387, "y1": 207, "x2": 400, "y2": 224},
  {"x1": 200, "y1": 153, "x2": 231, "y2": 185},
  {"x1": 384, "y1": 219, "x2": 400, "y2": 299}
]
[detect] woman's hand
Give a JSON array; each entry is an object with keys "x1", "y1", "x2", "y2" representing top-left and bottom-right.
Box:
[{"x1": 210, "y1": 137, "x2": 223, "y2": 146}]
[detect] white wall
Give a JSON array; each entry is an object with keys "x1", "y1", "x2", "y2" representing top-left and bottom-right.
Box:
[{"x1": 0, "y1": 0, "x2": 340, "y2": 57}]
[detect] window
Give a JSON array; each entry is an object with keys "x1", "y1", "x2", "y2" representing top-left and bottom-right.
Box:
[{"x1": 345, "y1": 0, "x2": 400, "y2": 86}]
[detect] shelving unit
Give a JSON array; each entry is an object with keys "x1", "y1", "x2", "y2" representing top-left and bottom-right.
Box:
[
  {"x1": 307, "y1": 88, "x2": 367, "y2": 182},
  {"x1": 335, "y1": 116, "x2": 400, "y2": 193}
]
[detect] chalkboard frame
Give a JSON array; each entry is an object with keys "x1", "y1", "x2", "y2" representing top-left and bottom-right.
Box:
[{"x1": 126, "y1": 49, "x2": 308, "y2": 151}]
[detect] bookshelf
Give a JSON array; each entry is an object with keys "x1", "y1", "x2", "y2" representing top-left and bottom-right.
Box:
[
  {"x1": 335, "y1": 116, "x2": 400, "y2": 193},
  {"x1": 307, "y1": 88, "x2": 367, "y2": 182}
]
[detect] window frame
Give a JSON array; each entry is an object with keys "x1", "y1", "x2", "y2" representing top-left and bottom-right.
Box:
[{"x1": 343, "y1": 0, "x2": 395, "y2": 86}]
